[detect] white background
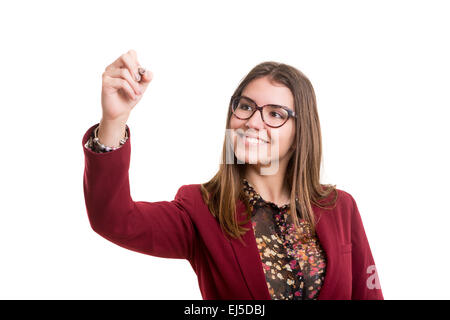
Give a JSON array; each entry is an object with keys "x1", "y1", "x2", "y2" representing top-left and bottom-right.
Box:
[{"x1": 1, "y1": 0, "x2": 449, "y2": 299}]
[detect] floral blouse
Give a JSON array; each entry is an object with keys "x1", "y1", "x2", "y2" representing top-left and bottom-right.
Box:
[
  {"x1": 242, "y1": 178, "x2": 327, "y2": 300},
  {"x1": 84, "y1": 125, "x2": 327, "y2": 299}
]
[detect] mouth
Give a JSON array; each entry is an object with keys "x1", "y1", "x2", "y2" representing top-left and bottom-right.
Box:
[{"x1": 237, "y1": 131, "x2": 270, "y2": 144}]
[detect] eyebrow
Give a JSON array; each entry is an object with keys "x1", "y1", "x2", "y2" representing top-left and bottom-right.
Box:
[{"x1": 241, "y1": 95, "x2": 291, "y2": 110}]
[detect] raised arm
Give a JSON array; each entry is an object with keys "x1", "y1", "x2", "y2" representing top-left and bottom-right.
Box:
[
  {"x1": 82, "y1": 50, "x2": 196, "y2": 261},
  {"x1": 82, "y1": 123, "x2": 197, "y2": 261}
]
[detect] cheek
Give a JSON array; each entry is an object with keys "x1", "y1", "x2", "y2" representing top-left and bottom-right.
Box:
[
  {"x1": 228, "y1": 117, "x2": 244, "y2": 146},
  {"x1": 229, "y1": 116, "x2": 238, "y2": 129},
  {"x1": 274, "y1": 125, "x2": 295, "y2": 153},
  {"x1": 229, "y1": 114, "x2": 245, "y2": 130}
]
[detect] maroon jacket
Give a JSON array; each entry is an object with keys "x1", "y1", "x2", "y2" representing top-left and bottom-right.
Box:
[{"x1": 82, "y1": 123, "x2": 384, "y2": 300}]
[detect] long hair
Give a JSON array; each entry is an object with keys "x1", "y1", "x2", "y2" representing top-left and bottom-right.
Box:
[{"x1": 200, "y1": 61, "x2": 338, "y2": 246}]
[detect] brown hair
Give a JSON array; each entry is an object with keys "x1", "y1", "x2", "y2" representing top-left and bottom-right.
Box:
[{"x1": 200, "y1": 61, "x2": 338, "y2": 246}]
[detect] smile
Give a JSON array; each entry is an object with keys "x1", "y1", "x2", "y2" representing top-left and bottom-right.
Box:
[{"x1": 237, "y1": 132, "x2": 270, "y2": 144}]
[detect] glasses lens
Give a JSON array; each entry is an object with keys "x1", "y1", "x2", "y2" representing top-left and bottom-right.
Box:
[
  {"x1": 232, "y1": 97, "x2": 290, "y2": 127},
  {"x1": 262, "y1": 105, "x2": 289, "y2": 127},
  {"x1": 233, "y1": 97, "x2": 255, "y2": 119}
]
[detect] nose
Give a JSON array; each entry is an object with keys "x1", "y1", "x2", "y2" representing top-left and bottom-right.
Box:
[{"x1": 245, "y1": 109, "x2": 266, "y2": 130}]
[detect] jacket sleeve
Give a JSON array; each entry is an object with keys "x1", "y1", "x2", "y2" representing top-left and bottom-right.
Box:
[
  {"x1": 82, "y1": 123, "x2": 197, "y2": 261},
  {"x1": 349, "y1": 194, "x2": 384, "y2": 300}
]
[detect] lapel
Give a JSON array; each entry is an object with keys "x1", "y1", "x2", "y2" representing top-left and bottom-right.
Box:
[
  {"x1": 228, "y1": 199, "x2": 271, "y2": 299},
  {"x1": 314, "y1": 205, "x2": 340, "y2": 300},
  {"x1": 228, "y1": 199, "x2": 340, "y2": 300}
]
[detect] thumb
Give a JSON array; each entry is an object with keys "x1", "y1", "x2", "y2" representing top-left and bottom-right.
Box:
[
  {"x1": 139, "y1": 68, "x2": 153, "y2": 86},
  {"x1": 138, "y1": 69, "x2": 153, "y2": 94}
]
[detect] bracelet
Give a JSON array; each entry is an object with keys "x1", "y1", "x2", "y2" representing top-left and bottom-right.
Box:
[{"x1": 93, "y1": 124, "x2": 129, "y2": 152}]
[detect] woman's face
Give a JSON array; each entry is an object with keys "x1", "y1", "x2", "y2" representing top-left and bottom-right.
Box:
[{"x1": 229, "y1": 76, "x2": 296, "y2": 172}]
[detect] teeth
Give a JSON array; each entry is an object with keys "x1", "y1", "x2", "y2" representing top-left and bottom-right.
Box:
[
  {"x1": 236, "y1": 132, "x2": 269, "y2": 144},
  {"x1": 245, "y1": 136, "x2": 267, "y2": 144}
]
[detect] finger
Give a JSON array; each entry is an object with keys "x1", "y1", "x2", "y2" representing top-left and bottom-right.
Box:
[
  {"x1": 140, "y1": 68, "x2": 153, "y2": 83},
  {"x1": 105, "y1": 54, "x2": 126, "y2": 71},
  {"x1": 104, "y1": 75, "x2": 137, "y2": 100},
  {"x1": 128, "y1": 49, "x2": 138, "y2": 60},
  {"x1": 107, "y1": 50, "x2": 140, "y2": 82},
  {"x1": 105, "y1": 67, "x2": 142, "y2": 96},
  {"x1": 121, "y1": 51, "x2": 141, "y2": 82},
  {"x1": 129, "y1": 50, "x2": 149, "y2": 83}
]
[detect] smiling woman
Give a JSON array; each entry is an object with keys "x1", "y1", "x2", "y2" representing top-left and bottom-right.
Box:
[
  {"x1": 202, "y1": 62, "x2": 334, "y2": 245},
  {"x1": 82, "y1": 51, "x2": 383, "y2": 300}
]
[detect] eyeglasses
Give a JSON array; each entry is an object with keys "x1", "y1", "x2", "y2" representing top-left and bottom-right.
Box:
[{"x1": 231, "y1": 95, "x2": 297, "y2": 128}]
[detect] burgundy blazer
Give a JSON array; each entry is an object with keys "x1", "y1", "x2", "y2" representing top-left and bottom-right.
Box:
[{"x1": 82, "y1": 123, "x2": 384, "y2": 300}]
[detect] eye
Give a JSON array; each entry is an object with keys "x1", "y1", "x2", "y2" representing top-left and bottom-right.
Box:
[
  {"x1": 269, "y1": 111, "x2": 283, "y2": 118},
  {"x1": 239, "y1": 104, "x2": 253, "y2": 111},
  {"x1": 266, "y1": 106, "x2": 288, "y2": 119}
]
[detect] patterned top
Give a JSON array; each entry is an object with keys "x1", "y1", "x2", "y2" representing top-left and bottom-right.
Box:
[
  {"x1": 242, "y1": 178, "x2": 327, "y2": 300},
  {"x1": 84, "y1": 125, "x2": 327, "y2": 299}
]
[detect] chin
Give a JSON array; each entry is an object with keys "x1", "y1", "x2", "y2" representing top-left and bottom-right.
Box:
[
  {"x1": 234, "y1": 153, "x2": 282, "y2": 174},
  {"x1": 234, "y1": 149, "x2": 273, "y2": 165}
]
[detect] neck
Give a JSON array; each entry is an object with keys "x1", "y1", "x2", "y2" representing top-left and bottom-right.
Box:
[{"x1": 244, "y1": 163, "x2": 291, "y2": 207}]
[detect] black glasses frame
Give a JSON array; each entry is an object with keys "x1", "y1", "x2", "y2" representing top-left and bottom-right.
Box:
[{"x1": 231, "y1": 95, "x2": 297, "y2": 128}]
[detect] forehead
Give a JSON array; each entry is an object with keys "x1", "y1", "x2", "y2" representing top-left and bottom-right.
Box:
[{"x1": 241, "y1": 77, "x2": 294, "y2": 110}]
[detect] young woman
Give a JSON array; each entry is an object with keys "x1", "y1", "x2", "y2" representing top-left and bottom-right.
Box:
[{"x1": 82, "y1": 49, "x2": 384, "y2": 300}]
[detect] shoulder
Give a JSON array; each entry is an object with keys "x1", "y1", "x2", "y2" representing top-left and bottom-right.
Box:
[
  {"x1": 173, "y1": 184, "x2": 204, "y2": 209},
  {"x1": 314, "y1": 185, "x2": 355, "y2": 208},
  {"x1": 330, "y1": 188, "x2": 364, "y2": 226},
  {"x1": 334, "y1": 188, "x2": 359, "y2": 218},
  {"x1": 336, "y1": 188, "x2": 357, "y2": 208},
  {"x1": 313, "y1": 185, "x2": 359, "y2": 221},
  {"x1": 175, "y1": 184, "x2": 202, "y2": 198}
]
